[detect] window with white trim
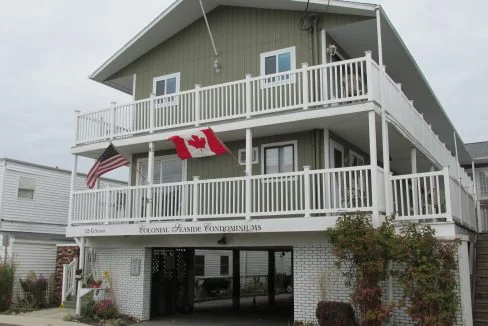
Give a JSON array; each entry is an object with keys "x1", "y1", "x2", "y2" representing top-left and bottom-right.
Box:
[
  {"x1": 18, "y1": 176, "x2": 36, "y2": 199},
  {"x1": 262, "y1": 141, "x2": 297, "y2": 174},
  {"x1": 260, "y1": 47, "x2": 296, "y2": 86},
  {"x1": 479, "y1": 170, "x2": 488, "y2": 198},
  {"x1": 238, "y1": 147, "x2": 258, "y2": 165},
  {"x1": 349, "y1": 150, "x2": 365, "y2": 166},
  {"x1": 136, "y1": 155, "x2": 184, "y2": 185},
  {"x1": 152, "y1": 72, "x2": 180, "y2": 106}
]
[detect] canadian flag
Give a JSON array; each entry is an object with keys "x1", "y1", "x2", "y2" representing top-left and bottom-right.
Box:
[{"x1": 168, "y1": 128, "x2": 229, "y2": 160}]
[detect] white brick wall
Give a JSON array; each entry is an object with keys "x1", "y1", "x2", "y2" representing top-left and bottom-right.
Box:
[
  {"x1": 293, "y1": 244, "x2": 350, "y2": 322},
  {"x1": 95, "y1": 248, "x2": 151, "y2": 321},
  {"x1": 293, "y1": 244, "x2": 465, "y2": 325}
]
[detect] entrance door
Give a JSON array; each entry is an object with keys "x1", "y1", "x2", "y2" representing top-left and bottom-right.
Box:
[
  {"x1": 151, "y1": 248, "x2": 194, "y2": 316},
  {"x1": 329, "y1": 141, "x2": 345, "y2": 208}
]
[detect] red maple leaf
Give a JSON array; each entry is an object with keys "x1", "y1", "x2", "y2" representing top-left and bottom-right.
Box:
[{"x1": 187, "y1": 135, "x2": 207, "y2": 149}]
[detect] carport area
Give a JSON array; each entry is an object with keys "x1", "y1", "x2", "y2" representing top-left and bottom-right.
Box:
[
  {"x1": 148, "y1": 247, "x2": 293, "y2": 325},
  {"x1": 142, "y1": 294, "x2": 292, "y2": 325}
]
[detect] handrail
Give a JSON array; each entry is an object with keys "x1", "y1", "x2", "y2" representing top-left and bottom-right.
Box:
[{"x1": 61, "y1": 258, "x2": 78, "y2": 304}]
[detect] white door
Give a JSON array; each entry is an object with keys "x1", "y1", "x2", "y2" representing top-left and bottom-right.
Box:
[{"x1": 329, "y1": 141, "x2": 345, "y2": 208}]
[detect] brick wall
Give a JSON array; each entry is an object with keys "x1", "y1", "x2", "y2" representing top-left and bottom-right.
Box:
[
  {"x1": 294, "y1": 244, "x2": 465, "y2": 325},
  {"x1": 293, "y1": 244, "x2": 350, "y2": 322},
  {"x1": 95, "y1": 248, "x2": 151, "y2": 321},
  {"x1": 54, "y1": 245, "x2": 79, "y2": 305}
]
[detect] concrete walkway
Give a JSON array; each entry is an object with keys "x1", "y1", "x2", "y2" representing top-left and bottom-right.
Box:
[{"x1": 0, "y1": 308, "x2": 90, "y2": 326}]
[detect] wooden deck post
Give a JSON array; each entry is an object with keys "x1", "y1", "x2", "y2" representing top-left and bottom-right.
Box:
[
  {"x1": 268, "y1": 250, "x2": 276, "y2": 308},
  {"x1": 232, "y1": 250, "x2": 240, "y2": 311}
]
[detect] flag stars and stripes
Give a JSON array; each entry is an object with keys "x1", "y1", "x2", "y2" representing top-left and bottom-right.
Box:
[{"x1": 86, "y1": 143, "x2": 128, "y2": 189}]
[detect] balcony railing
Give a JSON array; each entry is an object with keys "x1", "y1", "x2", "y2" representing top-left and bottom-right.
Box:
[
  {"x1": 70, "y1": 166, "x2": 379, "y2": 225},
  {"x1": 391, "y1": 167, "x2": 477, "y2": 230},
  {"x1": 75, "y1": 55, "x2": 372, "y2": 145}
]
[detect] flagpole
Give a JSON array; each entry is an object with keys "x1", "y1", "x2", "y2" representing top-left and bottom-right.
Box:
[
  {"x1": 207, "y1": 126, "x2": 241, "y2": 167},
  {"x1": 108, "y1": 141, "x2": 147, "y2": 184}
]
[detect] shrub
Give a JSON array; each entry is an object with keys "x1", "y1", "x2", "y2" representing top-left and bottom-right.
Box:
[
  {"x1": 316, "y1": 301, "x2": 357, "y2": 326},
  {"x1": 0, "y1": 263, "x2": 14, "y2": 312},
  {"x1": 201, "y1": 278, "x2": 230, "y2": 297},
  {"x1": 82, "y1": 299, "x2": 96, "y2": 318},
  {"x1": 95, "y1": 299, "x2": 118, "y2": 320},
  {"x1": 62, "y1": 313, "x2": 76, "y2": 321},
  {"x1": 19, "y1": 272, "x2": 48, "y2": 308}
]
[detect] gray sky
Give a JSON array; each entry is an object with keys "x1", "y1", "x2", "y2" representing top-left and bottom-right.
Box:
[{"x1": 0, "y1": 0, "x2": 486, "y2": 180}]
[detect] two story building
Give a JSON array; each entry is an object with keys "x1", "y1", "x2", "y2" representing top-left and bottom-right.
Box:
[
  {"x1": 64, "y1": 0, "x2": 479, "y2": 324},
  {"x1": 0, "y1": 158, "x2": 122, "y2": 306}
]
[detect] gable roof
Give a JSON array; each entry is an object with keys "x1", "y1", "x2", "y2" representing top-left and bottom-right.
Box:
[{"x1": 89, "y1": 0, "x2": 376, "y2": 86}]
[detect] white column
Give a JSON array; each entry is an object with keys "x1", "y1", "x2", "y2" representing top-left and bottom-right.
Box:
[
  {"x1": 375, "y1": 6, "x2": 384, "y2": 67},
  {"x1": 323, "y1": 129, "x2": 331, "y2": 209},
  {"x1": 146, "y1": 142, "x2": 155, "y2": 222},
  {"x1": 411, "y1": 147, "x2": 418, "y2": 216},
  {"x1": 245, "y1": 75, "x2": 252, "y2": 118},
  {"x1": 245, "y1": 128, "x2": 252, "y2": 220},
  {"x1": 458, "y1": 239, "x2": 473, "y2": 325},
  {"x1": 303, "y1": 166, "x2": 311, "y2": 217},
  {"x1": 369, "y1": 111, "x2": 379, "y2": 226},
  {"x1": 68, "y1": 154, "x2": 78, "y2": 227},
  {"x1": 195, "y1": 84, "x2": 201, "y2": 126},
  {"x1": 381, "y1": 111, "x2": 391, "y2": 215},
  {"x1": 321, "y1": 29, "x2": 327, "y2": 64},
  {"x1": 75, "y1": 237, "x2": 85, "y2": 316},
  {"x1": 301, "y1": 63, "x2": 309, "y2": 110}
]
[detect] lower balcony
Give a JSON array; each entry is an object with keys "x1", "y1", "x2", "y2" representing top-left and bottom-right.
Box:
[{"x1": 67, "y1": 166, "x2": 477, "y2": 237}]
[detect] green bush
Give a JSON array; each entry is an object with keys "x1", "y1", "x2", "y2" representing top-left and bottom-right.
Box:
[
  {"x1": 82, "y1": 299, "x2": 96, "y2": 319},
  {"x1": 95, "y1": 299, "x2": 118, "y2": 320},
  {"x1": 0, "y1": 263, "x2": 15, "y2": 312}
]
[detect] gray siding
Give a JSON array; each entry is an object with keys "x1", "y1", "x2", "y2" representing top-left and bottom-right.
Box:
[
  {"x1": 110, "y1": 6, "x2": 367, "y2": 100},
  {"x1": 0, "y1": 160, "x2": 124, "y2": 235},
  {"x1": 12, "y1": 239, "x2": 57, "y2": 304}
]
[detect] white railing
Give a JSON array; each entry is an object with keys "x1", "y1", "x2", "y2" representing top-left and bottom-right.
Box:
[
  {"x1": 382, "y1": 71, "x2": 474, "y2": 191},
  {"x1": 61, "y1": 258, "x2": 78, "y2": 304},
  {"x1": 449, "y1": 176, "x2": 477, "y2": 230},
  {"x1": 391, "y1": 167, "x2": 477, "y2": 230},
  {"x1": 392, "y1": 169, "x2": 448, "y2": 220},
  {"x1": 70, "y1": 166, "x2": 376, "y2": 225},
  {"x1": 75, "y1": 55, "x2": 371, "y2": 144}
]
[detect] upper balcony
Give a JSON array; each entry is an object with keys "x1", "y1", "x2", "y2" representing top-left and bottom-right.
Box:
[{"x1": 75, "y1": 54, "x2": 376, "y2": 146}]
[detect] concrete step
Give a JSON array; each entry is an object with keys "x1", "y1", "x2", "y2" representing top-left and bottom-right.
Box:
[{"x1": 63, "y1": 299, "x2": 76, "y2": 309}]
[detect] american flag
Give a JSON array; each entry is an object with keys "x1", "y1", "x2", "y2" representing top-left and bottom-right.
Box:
[{"x1": 86, "y1": 144, "x2": 128, "y2": 189}]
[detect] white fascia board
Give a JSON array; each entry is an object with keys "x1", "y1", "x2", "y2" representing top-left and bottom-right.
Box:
[{"x1": 71, "y1": 102, "x2": 376, "y2": 156}]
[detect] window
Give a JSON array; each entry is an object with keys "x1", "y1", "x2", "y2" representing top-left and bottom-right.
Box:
[
  {"x1": 262, "y1": 141, "x2": 297, "y2": 174},
  {"x1": 479, "y1": 170, "x2": 488, "y2": 198},
  {"x1": 136, "y1": 155, "x2": 185, "y2": 186},
  {"x1": 349, "y1": 150, "x2": 365, "y2": 166},
  {"x1": 220, "y1": 256, "x2": 229, "y2": 276},
  {"x1": 18, "y1": 176, "x2": 35, "y2": 199},
  {"x1": 152, "y1": 72, "x2": 180, "y2": 106},
  {"x1": 260, "y1": 47, "x2": 296, "y2": 86},
  {"x1": 238, "y1": 147, "x2": 258, "y2": 165},
  {"x1": 195, "y1": 255, "x2": 205, "y2": 277}
]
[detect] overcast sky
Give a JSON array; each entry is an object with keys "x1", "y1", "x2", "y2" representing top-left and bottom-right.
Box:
[{"x1": 0, "y1": 0, "x2": 486, "y2": 180}]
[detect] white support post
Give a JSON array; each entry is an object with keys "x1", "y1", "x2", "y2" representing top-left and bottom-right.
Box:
[
  {"x1": 149, "y1": 93, "x2": 155, "y2": 132},
  {"x1": 245, "y1": 75, "x2": 252, "y2": 118},
  {"x1": 74, "y1": 110, "x2": 81, "y2": 144},
  {"x1": 323, "y1": 129, "x2": 331, "y2": 209},
  {"x1": 303, "y1": 166, "x2": 311, "y2": 217},
  {"x1": 68, "y1": 154, "x2": 78, "y2": 227},
  {"x1": 458, "y1": 239, "x2": 473, "y2": 325},
  {"x1": 62, "y1": 264, "x2": 67, "y2": 303},
  {"x1": 110, "y1": 101, "x2": 117, "y2": 139},
  {"x1": 472, "y1": 161, "x2": 481, "y2": 232},
  {"x1": 443, "y1": 167, "x2": 453, "y2": 221},
  {"x1": 146, "y1": 142, "x2": 155, "y2": 222},
  {"x1": 376, "y1": 6, "x2": 384, "y2": 67},
  {"x1": 104, "y1": 188, "x2": 110, "y2": 225},
  {"x1": 75, "y1": 237, "x2": 85, "y2": 316},
  {"x1": 245, "y1": 128, "x2": 252, "y2": 220},
  {"x1": 368, "y1": 111, "x2": 379, "y2": 226},
  {"x1": 195, "y1": 84, "x2": 201, "y2": 126},
  {"x1": 192, "y1": 176, "x2": 200, "y2": 221},
  {"x1": 364, "y1": 51, "x2": 374, "y2": 102},
  {"x1": 301, "y1": 63, "x2": 309, "y2": 110},
  {"x1": 411, "y1": 147, "x2": 418, "y2": 216}
]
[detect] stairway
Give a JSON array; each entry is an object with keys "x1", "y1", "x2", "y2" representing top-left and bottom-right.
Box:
[{"x1": 474, "y1": 233, "x2": 488, "y2": 325}]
